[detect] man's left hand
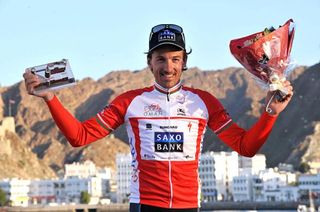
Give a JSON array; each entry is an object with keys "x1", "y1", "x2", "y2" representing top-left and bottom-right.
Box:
[{"x1": 265, "y1": 80, "x2": 293, "y2": 116}]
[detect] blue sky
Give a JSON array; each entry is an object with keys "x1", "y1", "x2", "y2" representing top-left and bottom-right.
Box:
[{"x1": 0, "y1": 0, "x2": 319, "y2": 87}]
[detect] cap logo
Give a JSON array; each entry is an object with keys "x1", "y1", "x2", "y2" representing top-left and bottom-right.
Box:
[{"x1": 158, "y1": 29, "x2": 176, "y2": 42}]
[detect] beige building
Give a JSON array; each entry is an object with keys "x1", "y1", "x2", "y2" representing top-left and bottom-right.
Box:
[
  {"x1": 0, "y1": 116, "x2": 15, "y2": 137},
  {"x1": 0, "y1": 117, "x2": 15, "y2": 156}
]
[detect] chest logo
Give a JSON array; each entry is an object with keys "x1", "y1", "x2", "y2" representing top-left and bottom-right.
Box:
[
  {"x1": 154, "y1": 132, "x2": 184, "y2": 152},
  {"x1": 144, "y1": 103, "x2": 163, "y2": 116},
  {"x1": 177, "y1": 108, "x2": 186, "y2": 116}
]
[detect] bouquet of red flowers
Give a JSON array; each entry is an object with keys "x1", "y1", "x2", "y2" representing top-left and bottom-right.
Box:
[{"x1": 230, "y1": 19, "x2": 295, "y2": 102}]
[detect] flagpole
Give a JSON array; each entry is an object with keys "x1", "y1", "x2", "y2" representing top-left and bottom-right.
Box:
[{"x1": 9, "y1": 100, "x2": 11, "y2": 117}]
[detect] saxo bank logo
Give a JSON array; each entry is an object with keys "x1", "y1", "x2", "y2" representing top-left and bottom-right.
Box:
[{"x1": 154, "y1": 132, "x2": 184, "y2": 152}]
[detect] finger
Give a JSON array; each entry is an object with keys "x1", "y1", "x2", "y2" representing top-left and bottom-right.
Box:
[
  {"x1": 281, "y1": 91, "x2": 293, "y2": 102},
  {"x1": 24, "y1": 69, "x2": 40, "y2": 82},
  {"x1": 26, "y1": 81, "x2": 39, "y2": 95},
  {"x1": 24, "y1": 73, "x2": 41, "y2": 95},
  {"x1": 23, "y1": 69, "x2": 37, "y2": 79},
  {"x1": 24, "y1": 68, "x2": 31, "y2": 73},
  {"x1": 23, "y1": 68, "x2": 33, "y2": 78},
  {"x1": 25, "y1": 76, "x2": 39, "y2": 89}
]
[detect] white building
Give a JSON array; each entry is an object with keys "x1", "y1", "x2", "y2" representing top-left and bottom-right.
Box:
[
  {"x1": 199, "y1": 152, "x2": 217, "y2": 202},
  {"x1": 212, "y1": 151, "x2": 239, "y2": 200},
  {"x1": 298, "y1": 174, "x2": 320, "y2": 191},
  {"x1": 278, "y1": 163, "x2": 294, "y2": 172},
  {"x1": 0, "y1": 160, "x2": 113, "y2": 206},
  {"x1": 63, "y1": 160, "x2": 112, "y2": 203},
  {"x1": 259, "y1": 168, "x2": 297, "y2": 202},
  {"x1": 232, "y1": 174, "x2": 264, "y2": 202},
  {"x1": 251, "y1": 175, "x2": 264, "y2": 202},
  {"x1": 0, "y1": 178, "x2": 30, "y2": 207},
  {"x1": 239, "y1": 154, "x2": 266, "y2": 175},
  {"x1": 232, "y1": 175, "x2": 253, "y2": 202},
  {"x1": 29, "y1": 179, "x2": 55, "y2": 205},
  {"x1": 233, "y1": 168, "x2": 298, "y2": 202},
  {"x1": 116, "y1": 153, "x2": 132, "y2": 203},
  {"x1": 0, "y1": 177, "x2": 106, "y2": 206},
  {"x1": 278, "y1": 186, "x2": 299, "y2": 202},
  {"x1": 298, "y1": 174, "x2": 320, "y2": 201},
  {"x1": 199, "y1": 151, "x2": 239, "y2": 201},
  {"x1": 65, "y1": 160, "x2": 97, "y2": 178},
  {"x1": 52, "y1": 179, "x2": 67, "y2": 204},
  {"x1": 63, "y1": 176, "x2": 103, "y2": 204},
  {"x1": 232, "y1": 154, "x2": 266, "y2": 202}
]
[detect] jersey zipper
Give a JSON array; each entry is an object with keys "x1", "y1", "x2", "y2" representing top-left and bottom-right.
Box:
[
  {"x1": 168, "y1": 159, "x2": 173, "y2": 208},
  {"x1": 166, "y1": 91, "x2": 174, "y2": 208}
]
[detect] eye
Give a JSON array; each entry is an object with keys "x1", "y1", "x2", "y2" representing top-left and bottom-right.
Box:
[
  {"x1": 172, "y1": 58, "x2": 181, "y2": 63},
  {"x1": 156, "y1": 57, "x2": 165, "y2": 62}
]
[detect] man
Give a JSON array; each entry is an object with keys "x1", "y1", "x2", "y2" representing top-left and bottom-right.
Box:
[{"x1": 23, "y1": 24, "x2": 293, "y2": 212}]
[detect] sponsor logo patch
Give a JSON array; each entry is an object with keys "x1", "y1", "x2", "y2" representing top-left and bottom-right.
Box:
[
  {"x1": 176, "y1": 94, "x2": 185, "y2": 104},
  {"x1": 177, "y1": 108, "x2": 186, "y2": 116},
  {"x1": 159, "y1": 125, "x2": 178, "y2": 130},
  {"x1": 158, "y1": 30, "x2": 176, "y2": 42},
  {"x1": 146, "y1": 123, "x2": 152, "y2": 130},
  {"x1": 144, "y1": 103, "x2": 163, "y2": 116},
  {"x1": 154, "y1": 132, "x2": 184, "y2": 152}
]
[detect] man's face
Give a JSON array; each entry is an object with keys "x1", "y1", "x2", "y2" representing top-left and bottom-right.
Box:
[{"x1": 148, "y1": 47, "x2": 185, "y2": 89}]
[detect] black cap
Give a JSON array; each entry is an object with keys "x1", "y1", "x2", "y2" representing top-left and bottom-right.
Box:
[{"x1": 148, "y1": 24, "x2": 186, "y2": 53}]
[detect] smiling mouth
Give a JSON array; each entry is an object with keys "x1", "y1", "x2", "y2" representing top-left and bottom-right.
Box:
[{"x1": 161, "y1": 73, "x2": 175, "y2": 79}]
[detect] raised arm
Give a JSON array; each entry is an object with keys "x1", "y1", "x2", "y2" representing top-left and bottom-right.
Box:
[
  {"x1": 217, "y1": 80, "x2": 293, "y2": 157},
  {"x1": 23, "y1": 70, "x2": 110, "y2": 147}
]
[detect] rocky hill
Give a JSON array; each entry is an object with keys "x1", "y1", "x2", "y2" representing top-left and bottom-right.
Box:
[
  {"x1": 0, "y1": 63, "x2": 319, "y2": 178},
  {"x1": 261, "y1": 63, "x2": 320, "y2": 166},
  {"x1": 0, "y1": 130, "x2": 56, "y2": 179}
]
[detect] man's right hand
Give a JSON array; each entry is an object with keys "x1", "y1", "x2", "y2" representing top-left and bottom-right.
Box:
[{"x1": 23, "y1": 69, "x2": 54, "y2": 101}]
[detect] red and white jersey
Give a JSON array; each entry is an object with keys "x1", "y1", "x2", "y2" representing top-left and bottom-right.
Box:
[
  {"x1": 46, "y1": 81, "x2": 277, "y2": 209},
  {"x1": 96, "y1": 82, "x2": 232, "y2": 208}
]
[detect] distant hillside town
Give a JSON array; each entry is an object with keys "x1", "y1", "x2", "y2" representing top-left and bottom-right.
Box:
[
  {"x1": 0, "y1": 153, "x2": 319, "y2": 208},
  {"x1": 0, "y1": 63, "x2": 319, "y2": 210},
  {"x1": 1, "y1": 64, "x2": 319, "y2": 175}
]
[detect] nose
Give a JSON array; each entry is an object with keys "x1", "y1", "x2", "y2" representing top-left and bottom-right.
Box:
[{"x1": 163, "y1": 59, "x2": 174, "y2": 72}]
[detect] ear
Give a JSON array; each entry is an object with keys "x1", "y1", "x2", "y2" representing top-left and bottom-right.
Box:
[
  {"x1": 147, "y1": 57, "x2": 153, "y2": 71},
  {"x1": 182, "y1": 57, "x2": 188, "y2": 71}
]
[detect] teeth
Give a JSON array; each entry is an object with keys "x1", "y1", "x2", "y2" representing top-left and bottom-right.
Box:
[{"x1": 162, "y1": 73, "x2": 173, "y2": 77}]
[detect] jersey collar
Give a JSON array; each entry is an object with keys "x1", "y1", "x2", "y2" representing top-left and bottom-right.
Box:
[{"x1": 154, "y1": 81, "x2": 182, "y2": 94}]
